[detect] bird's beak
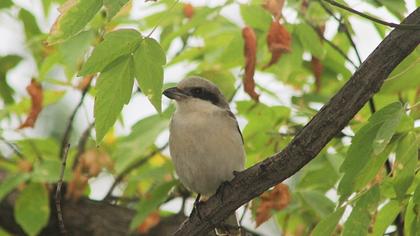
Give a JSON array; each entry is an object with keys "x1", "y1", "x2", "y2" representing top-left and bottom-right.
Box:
[{"x1": 163, "y1": 87, "x2": 188, "y2": 100}]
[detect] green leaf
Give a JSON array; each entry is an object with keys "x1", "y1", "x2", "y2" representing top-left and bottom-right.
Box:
[
  {"x1": 103, "y1": 0, "x2": 129, "y2": 19},
  {"x1": 19, "y1": 9, "x2": 42, "y2": 39},
  {"x1": 0, "y1": 72, "x2": 15, "y2": 105},
  {"x1": 14, "y1": 183, "x2": 50, "y2": 236},
  {"x1": 80, "y1": 29, "x2": 141, "y2": 76},
  {"x1": 342, "y1": 206, "x2": 370, "y2": 236},
  {"x1": 343, "y1": 186, "x2": 380, "y2": 236},
  {"x1": 240, "y1": 4, "x2": 272, "y2": 31},
  {"x1": 0, "y1": 227, "x2": 11, "y2": 236},
  {"x1": 58, "y1": 30, "x2": 95, "y2": 78},
  {"x1": 404, "y1": 199, "x2": 418, "y2": 235},
  {"x1": 115, "y1": 110, "x2": 171, "y2": 173},
  {"x1": 393, "y1": 132, "x2": 417, "y2": 199},
  {"x1": 0, "y1": 55, "x2": 22, "y2": 104},
  {"x1": 295, "y1": 23, "x2": 325, "y2": 59},
  {"x1": 354, "y1": 140, "x2": 396, "y2": 191},
  {"x1": 94, "y1": 56, "x2": 135, "y2": 143},
  {"x1": 0, "y1": 55, "x2": 22, "y2": 73},
  {"x1": 338, "y1": 102, "x2": 403, "y2": 199},
  {"x1": 312, "y1": 207, "x2": 345, "y2": 236},
  {"x1": 378, "y1": 0, "x2": 407, "y2": 19},
  {"x1": 0, "y1": 174, "x2": 30, "y2": 202},
  {"x1": 371, "y1": 102, "x2": 403, "y2": 154},
  {"x1": 299, "y1": 190, "x2": 335, "y2": 217},
  {"x1": 380, "y1": 49, "x2": 420, "y2": 94},
  {"x1": 160, "y1": 7, "x2": 216, "y2": 50},
  {"x1": 413, "y1": 183, "x2": 420, "y2": 205},
  {"x1": 133, "y1": 38, "x2": 166, "y2": 112},
  {"x1": 298, "y1": 153, "x2": 341, "y2": 191},
  {"x1": 0, "y1": 0, "x2": 12, "y2": 9},
  {"x1": 47, "y1": 0, "x2": 102, "y2": 44},
  {"x1": 31, "y1": 159, "x2": 67, "y2": 183},
  {"x1": 197, "y1": 69, "x2": 236, "y2": 99},
  {"x1": 371, "y1": 200, "x2": 401, "y2": 236},
  {"x1": 130, "y1": 180, "x2": 176, "y2": 229}
]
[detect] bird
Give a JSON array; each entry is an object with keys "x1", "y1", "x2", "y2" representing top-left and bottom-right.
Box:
[{"x1": 163, "y1": 76, "x2": 245, "y2": 236}]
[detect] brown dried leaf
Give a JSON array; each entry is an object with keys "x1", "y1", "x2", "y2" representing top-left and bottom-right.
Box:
[
  {"x1": 66, "y1": 171, "x2": 89, "y2": 201},
  {"x1": 263, "y1": 21, "x2": 291, "y2": 69},
  {"x1": 66, "y1": 149, "x2": 113, "y2": 201},
  {"x1": 262, "y1": 0, "x2": 285, "y2": 20},
  {"x1": 79, "y1": 149, "x2": 113, "y2": 177},
  {"x1": 311, "y1": 56, "x2": 323, "y2": 93},
  {"x1": 242, "y1": 26, "x2": 259, "y2": 101},
  {"x1": 137, "y1": 212, "x2": 160, "y2": 233},
  {"x1": 255, "y1": 183, "x2": 291, "y2": 227},
  {"x1": 17, "y1": 160, "x2": 32, "y2": 172},
  {"x1": 19, "y1": 79, "x2": 43, "y2": 129},
  {"x1": 183, "y1": 3, "x2": 194, "y2": 19}
]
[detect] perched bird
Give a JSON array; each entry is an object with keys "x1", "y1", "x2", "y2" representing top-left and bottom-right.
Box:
[{"x1": 163, "y1": 77, "x2": 245, "y2": 236}]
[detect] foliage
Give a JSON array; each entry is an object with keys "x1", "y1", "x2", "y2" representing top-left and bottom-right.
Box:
[{"x1": 0, "y1": 0, "x2": 419, "y2": 235}]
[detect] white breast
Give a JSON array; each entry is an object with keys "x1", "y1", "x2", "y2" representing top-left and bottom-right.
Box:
[{"x1": 169, "y1": 99, "x2": 245, "y2": 197}]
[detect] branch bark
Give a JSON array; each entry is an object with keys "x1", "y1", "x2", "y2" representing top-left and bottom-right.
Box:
[
  {"x1": 174, "y1": 8, "x2": 420, "y2": 236},
  {"x1": 0, "y1": 192, "x2": 258, "y2": 236}
]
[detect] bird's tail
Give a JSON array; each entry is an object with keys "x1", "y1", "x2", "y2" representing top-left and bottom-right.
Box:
[{"x1": 215, "y1": 213, "x2": 241, "y2": 236}]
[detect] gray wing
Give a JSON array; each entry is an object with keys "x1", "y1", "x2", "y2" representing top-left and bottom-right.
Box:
[{"x1": 226, "y1": 110, "x2": 244, "y2": 144}]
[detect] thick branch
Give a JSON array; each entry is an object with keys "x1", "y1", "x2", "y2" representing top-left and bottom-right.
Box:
[
  {"x1": 0, "y1": 192, "x2": 174, "y2": 236},
  {"x1": 174, "y1": 8, "x2": 420, "y2": 236}
]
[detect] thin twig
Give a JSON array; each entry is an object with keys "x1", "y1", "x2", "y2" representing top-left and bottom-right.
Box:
[
  {"x1": 321, "y1": 0, "x2": 420, "y2": 30},
  {"x1": 239, "y1": 202, "x2": 248, "y2": 226},
  {"x1": 305, "y1": 20, "x2": 359, "y2": 69},
  {"x1": 228, "y1": 84, "x2": 242, "y2": 103},
  {"x1": 146, "y1": 0, "x2": 181, "y2": 38},
  {"x1": 104, "y1": 143, "x2": 169, "y2": 200},
  {"x1": 318, "y1": 1, "x2": 379, "y2": 117},
  {"x1": 0, "y1": 137, "x2": 24, "y2": 159},
  {"x1": 55, "y1": 143, "x2": 70, "y2": 236},
  {"x1": 59, "y1": 85, "x2": 91, "y2": 158},
  {"x1": 72, "y1": 122, "x2": 94, "y2": 170}
]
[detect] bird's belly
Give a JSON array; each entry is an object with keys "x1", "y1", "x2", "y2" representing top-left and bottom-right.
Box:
[{"x1": 169, "y1": 114, "x2": 244, "y2": 196}]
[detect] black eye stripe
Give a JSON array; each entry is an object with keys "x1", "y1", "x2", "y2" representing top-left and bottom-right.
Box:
[{"x1": 188, "y1": 87, "x2": 219, "y2": 105}]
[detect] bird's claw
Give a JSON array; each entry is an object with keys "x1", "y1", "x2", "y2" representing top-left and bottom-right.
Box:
[
  {"x1": 216, "y1": 181, "x2": 232, "y2": 203},
  {"x1": 189, "y1": 194, "x2": 202, "y2": 221}
]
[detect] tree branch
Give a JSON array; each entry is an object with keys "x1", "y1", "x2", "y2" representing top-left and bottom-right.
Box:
[
  {"x1": 174, "y1": 8, "x2": 420, "y2": 236},
  {"x1": 59, "y1": 80, "x2": 92, "y2": 158},
  {"x1": 55, "y1": 143, "x2": 70, "y2": 236},
  {"x1": 104, "y1": 143, "x2": 169, "y2": 200}
]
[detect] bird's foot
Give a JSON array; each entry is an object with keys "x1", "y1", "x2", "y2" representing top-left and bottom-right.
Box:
[
  {"x1": 189, "y1": 194, "x2": 202, "y2": 221},
  {"x1": 216, "y1": 181, "x2": 232, "y2": 203},
  {"x1": 215, "y1": 223, "x2": 241, "y2": 236}
]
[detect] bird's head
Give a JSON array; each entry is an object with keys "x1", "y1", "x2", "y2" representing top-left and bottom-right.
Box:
[{"x1": 163, "y1": 76, "x2": 229, "y2": 110}]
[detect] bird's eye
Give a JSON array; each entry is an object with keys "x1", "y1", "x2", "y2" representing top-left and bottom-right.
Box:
[{"x1": 191, "y1": 88, "x2": 203, "y2": 95}]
